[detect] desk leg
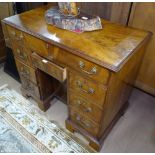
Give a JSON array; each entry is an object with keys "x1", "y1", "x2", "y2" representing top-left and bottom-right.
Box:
[
  {"x1": 21, "y1": 87, "x2": 51, "y2": 112},
  {"x1": 65, "y1": 119, "x2": 75, "y2": 133},
  {"x1": 37, "y1": 100, "x2": 50, "y2": 112}
]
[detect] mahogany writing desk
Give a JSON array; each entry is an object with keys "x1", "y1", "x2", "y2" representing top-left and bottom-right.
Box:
[{"x1": 2, "y1": 5, "x2": 151, "y2": 151}]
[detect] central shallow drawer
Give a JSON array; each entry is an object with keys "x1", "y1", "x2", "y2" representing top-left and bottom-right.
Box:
[
  {"x1": 31, "y1": 53, "x2": 67, "y2": 82},
  {"x1": 50, "y1": 47, "x2": 110, "y2": 85}
]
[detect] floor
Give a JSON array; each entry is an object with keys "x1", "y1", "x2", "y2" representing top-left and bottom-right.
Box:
[{"x1": 0, "y1": 64, "x2": 155, "y2": 153}]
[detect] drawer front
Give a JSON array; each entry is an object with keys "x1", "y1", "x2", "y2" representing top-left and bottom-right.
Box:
[
  {"x1": 20, "y1": 76, "x2": 40, "y2": 98},
  {"x1": 1, "y1": 22, "x2": 11, "y2": 48},
  {"x1": 12, "y1": 43, "x2": 31, "y2": 65},
  {"x1": 7, "y1": 25, "x2": 25, "y2": 45},
  {"x1": 69, "y1": 92, "x2": 103, "y2": 122},
  {"x1": 68, "y1": 72, "x2": 107, "y2": 107},
  {"x1": 31, "y1": 53, "x2": 66, "y2": 82},
  {"x1": 24, "y1": 33, "x2": 49, "y2": 57},
  {"x1": 51, "y1": 47, "x2": 110, "y2": 85},
  {"x1": 70, "y1": 110, "x2": 100, "y2": 136},
  {"x1": 15, "y1": 59, "x2": 37, "y2": 84}
]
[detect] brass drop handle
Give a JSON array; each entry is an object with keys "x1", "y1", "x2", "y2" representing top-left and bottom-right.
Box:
[
  {"x1": 76, "y1": 115, "x2": 91, "y2": 128},
  {"x1": 16, "y1": 49, "x2": 27, "y2": 59},
  {"x1": 76, "y1": 100, "x2": 92, "y2": 112},
  {"x1": 15, "y1": 34, "x2": 24, "y2": 41},
  {"x1": 20, "y1": 67, "x2": 29, "y2": 75},
  {"x1": 46, "y1": 43, "x2": 49, "y2": 49},
  {"x1": 23, "y1": 53, "x2": 27, "y2": 59},
  {"x1": 76, "y1": 100, "x2": 86, "y2": 106},
  {"x1": 16, "y1": 49, "x2": 20, "y2": 54},
  {"x1": 79, "y1": 61, "x2": 97, "y2": 75},
  {"x1": 11, "y1": 30, "x2": 24, "y2": 40},
  {"x1": 83, "y1": 121, "x2": 91, "y2": 128},
  {"x1": 76, "y1": 115, "x2": 81, "y2": 121},
  {"x1": 76, "y1": 80, "x2": 95, "y2": 94},
  {"x1": 19, "y1": 34, "x2": 24, "y2": 40},
  {"x1": 77, "y1": 100, "x2": 82, "y2": 105},
  {"x1": 11, "y1": 31, "x2": 16, "y2": 36},
  {"x1": 83, "y1": 107, "x2": 92, "y2": 113}
]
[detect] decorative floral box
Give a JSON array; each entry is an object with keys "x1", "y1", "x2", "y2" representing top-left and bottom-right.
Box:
[{"x1": 45, "y1": 7, "x2": 102, "y2": 33}]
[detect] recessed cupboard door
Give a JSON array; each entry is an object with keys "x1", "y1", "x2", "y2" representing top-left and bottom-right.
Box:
[{"x1": 128, "y1": 3, "x2": 155, "y2": 96}]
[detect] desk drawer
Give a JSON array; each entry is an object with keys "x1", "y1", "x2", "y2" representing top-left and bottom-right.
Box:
[
  {"x1": 7, "y1": 25, "x2": 25, "y2": 45},
  {"x1": 24, "y1": 33, "x2": 49, "y2": 57},
  {"x1": 70, "y1": 110, "x2": 99, "y2": 136},
  {"x1": 15, "y1": 59, "x2": 37, "y2": 84},
  {"x1": 51, "y1": 48, "x2": 110, "y2": 85},
  {"x1": 31, "y1": 53, "x2": 66, "y2": 82},
  {"x1": 20, "y1": 76, "x2": 40, "y2": 99},
  {"x1": 12, "y1": 43, "x2": 31, "y2": 65},
  {"x1": 69, "y1": 92, "x2": 103, "y2": 123},
  {"x1": 68, "y1": 71, "x2": 106, "y2": 107}
]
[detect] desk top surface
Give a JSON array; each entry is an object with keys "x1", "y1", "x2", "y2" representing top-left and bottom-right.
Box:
[{"x1": 3, "y1": 5, "x2": 151, "y2": 72}]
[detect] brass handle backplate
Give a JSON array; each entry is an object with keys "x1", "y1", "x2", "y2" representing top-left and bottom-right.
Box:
[
  {"x1": 20, "y1": 67, "x2": 30, "y2": 76},
  {"x1": 16, "y1": 49, "x2": 27, "y2": 60},
  {"x1": 11, "y1": 31, "x2": 16, "y2": 36}
]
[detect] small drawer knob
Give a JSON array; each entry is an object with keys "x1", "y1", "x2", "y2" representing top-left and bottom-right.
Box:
[
  {"x1": 42, "y1": 59, "x2": 48, "y2": 63},
  {"x1": 88, "y1": 88, "x2": 95, "y2": 94}
]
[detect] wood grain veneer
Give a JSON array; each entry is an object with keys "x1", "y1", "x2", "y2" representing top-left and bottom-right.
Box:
[{"x1": 2, "y1": 5, "x2": 151, "y2": 71}]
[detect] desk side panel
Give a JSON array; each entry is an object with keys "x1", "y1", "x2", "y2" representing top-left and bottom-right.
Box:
[{"x1": 99, "y1": 43, "x2": 147, "y2": 138}]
